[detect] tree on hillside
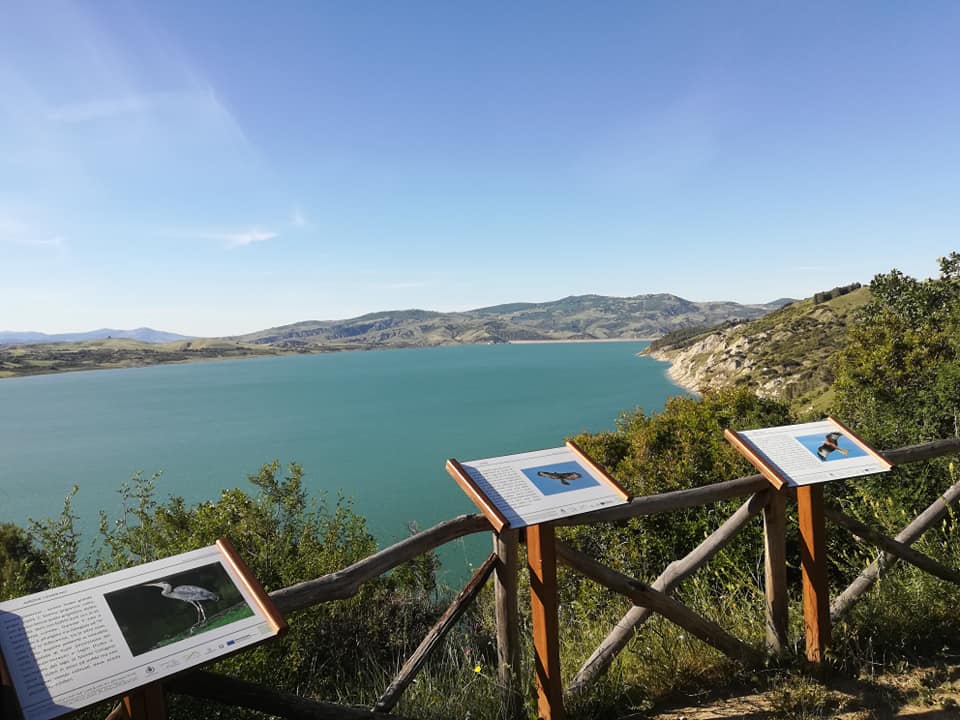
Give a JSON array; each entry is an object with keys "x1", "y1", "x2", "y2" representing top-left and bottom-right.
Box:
[
  {"x1": 833, "y1": 252, "x2": 960, "y2": 447},
  {"x1": 0, "y1": 523, "x2": 49, "y2": 600}
]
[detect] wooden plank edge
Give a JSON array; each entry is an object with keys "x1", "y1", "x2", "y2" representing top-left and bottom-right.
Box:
[
  {"x1": 565, "y1": 440, "x2": 632, "y2": 501},
  {"x1": 446, "y1": 458, "x2": 509, "y2": 532},
  {"x1": 216, "y1": 537, "x2": 288, "y2": 635},
  {"x1": 724, "y1": 428, "x2": 788, "y2": 490}
]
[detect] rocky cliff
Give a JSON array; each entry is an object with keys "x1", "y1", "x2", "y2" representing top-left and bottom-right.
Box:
[{"x1": 647, "y1": 287, "x2": 869, "y2": 414}]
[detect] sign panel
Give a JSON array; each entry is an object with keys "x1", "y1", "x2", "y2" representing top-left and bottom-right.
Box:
[
  {"x1": 447, "y1": 441, "x2": 630, "y2": 530},
  {"x1": 725, "y1": 417, "x2": 892, "y2": 489},
  {"x1": 0, "y1": 539, "x2": 284, "y2": 720}
]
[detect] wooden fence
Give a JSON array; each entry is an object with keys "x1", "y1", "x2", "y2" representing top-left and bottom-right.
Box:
[{"x1": 151, "y1": 437, "x2": 960, "y2": 720}]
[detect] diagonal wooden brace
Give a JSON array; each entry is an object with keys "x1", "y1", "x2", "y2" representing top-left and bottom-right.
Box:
[
  {"x1": 824, "y1": 505, "x2": 960, "y2": 587},
  {"x1": 555, "y1": 541, "x2": 763, "y2": 668}
]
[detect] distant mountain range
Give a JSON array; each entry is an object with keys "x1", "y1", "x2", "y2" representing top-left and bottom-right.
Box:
[
  {"x1": 1, "y1": 293, "x2": 797, "y2": 379},
  {"x1": 3, "y1": 293, "x2": 795, "y2": 353},
  {"x1": 231, "y1": 293, "x2": 794, "y2": 350},
  {"x1": 0, "y1": 328, "x2": 193, "y2": 345}
]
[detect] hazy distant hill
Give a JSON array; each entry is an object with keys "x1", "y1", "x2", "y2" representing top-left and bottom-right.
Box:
[
  {"x1": 234, "y1": 293, "x2": 792, "y2": 350},
  {"x1": 0, "y1": 327, "x2": 192, "y2": 345},
  {"x1": 645, "y1": 285, "x2": 869, "y2": 414},
  {"x1": 0, "y1": 338, "x2": 284, "y2": 378}
]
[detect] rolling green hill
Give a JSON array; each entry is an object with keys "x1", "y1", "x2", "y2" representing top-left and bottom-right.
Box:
[{"x1": 232, "y1": 293, "x2": 790, "y2": 350}]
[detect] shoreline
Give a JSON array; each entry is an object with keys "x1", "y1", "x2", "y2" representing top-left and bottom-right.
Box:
[
  {"x1": 645, "y1": 347, "x2": 700, "y2": 395},
  {"x1": 1, "y1": 337, "x2": 659, "y2": 381},
  {"x1": 662, "y1": 362, "x2": 700, "y2": 395},
  {"x1": 508, "y1": 337, "x2": 655, "y2": 344}
]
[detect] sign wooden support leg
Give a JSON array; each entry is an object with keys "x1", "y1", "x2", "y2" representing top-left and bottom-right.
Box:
[
  {"x1": 527, "y1": 523, "x2": 565, "y2": 720},
  {"x1": 797, "y1": 485, "x2": 830, "y2": 664},
  {"x1": 120, "y1": 681, "x2": 168, "y2": 720}
]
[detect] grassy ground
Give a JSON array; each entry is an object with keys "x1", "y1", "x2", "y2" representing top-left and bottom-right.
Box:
[{"x1": 150, "y1": 603, "x2": 256, "y2": 651}]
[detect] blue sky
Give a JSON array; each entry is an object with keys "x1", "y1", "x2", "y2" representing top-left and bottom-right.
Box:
[{"x1": 2, "y1": 2, "x2": 959, "y2": 336}]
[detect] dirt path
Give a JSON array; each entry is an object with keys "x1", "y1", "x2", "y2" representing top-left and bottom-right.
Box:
[{"x1": 640, "y1": 666, "x2": 960, "y2": 719}]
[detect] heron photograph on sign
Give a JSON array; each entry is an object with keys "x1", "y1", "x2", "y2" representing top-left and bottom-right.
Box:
[{"x1": 104, "y1": 561, "x2": 254, "y2": 656}]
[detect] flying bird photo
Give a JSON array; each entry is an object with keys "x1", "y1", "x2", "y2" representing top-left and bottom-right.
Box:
[
  {"x1": 536, "y1": 470, "x2": 582, "y2": 486},
  {"x1": 794, "y1": 428, "x2": 869, "y2": 465},
  {"x1": 817, "y1": 432, "x2": 850, "y2": 462},
  {"x1": 524, "y1": 461, "x2": 600, "y2": 496}
]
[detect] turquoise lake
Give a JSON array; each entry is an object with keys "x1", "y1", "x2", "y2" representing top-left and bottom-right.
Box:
[{"x1": 0, "y1": 342, "x2": 682, "y2": 579}]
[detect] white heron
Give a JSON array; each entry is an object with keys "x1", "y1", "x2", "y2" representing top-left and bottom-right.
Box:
[{"x1": 144, "y1": 582, "x2": 219, "y2": 629}]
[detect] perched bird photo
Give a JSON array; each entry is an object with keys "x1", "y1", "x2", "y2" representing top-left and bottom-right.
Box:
[{"x1": 144, "y1": 581, "x2": 220, "y2": 631}]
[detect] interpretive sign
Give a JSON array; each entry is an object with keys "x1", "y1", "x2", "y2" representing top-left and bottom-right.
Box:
[
  {"x1": 447, "y1": 441, "x2": 630, "y2": 530},
  {"x1": 0, "y1": 538, "x2": 285, "y2": 720},
  {"x1": 725, "y1": 417, "x2": 892, "y2": 489}
]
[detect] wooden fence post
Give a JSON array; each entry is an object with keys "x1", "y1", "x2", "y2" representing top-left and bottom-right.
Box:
[
  {"x1": 494, "y1": 529, "x2": 523, "y2": 720},
  {"x1": 797, "y1": 485, "x2": 830, "y2": 664},
  {"x1": 527, "y1": 523, "x2": 564, "y2": 720},
  {"x1": 763, "y1": 491, "x2": 789, "y2": 655}
]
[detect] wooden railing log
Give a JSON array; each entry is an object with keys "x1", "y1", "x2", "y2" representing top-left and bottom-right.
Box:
[
  {"x1": 830, "y1": 470, "x2": 960, "y2": 622},
  {"x1": 558, "y1": 439, "x2": 960, "y2": 531},
  {"x1": 168, "y1": 671, "x2": 410, "y2": 720},
  {"x1": 159, "y1": 438, "x2": 959, "y2": 716},
  {"x1": 825, "y1": 505, "x2": 960, "y2": 586},
  {"x1": 267, "y1": 439, "x2": 960, "y2": 619},
  {"x1": 831, "y1": 471, "x2": 960, "y2": 621},
  {"x1": 567, "y1": 491, "x2": 769, "y2": 694},
  {"x1": 373, "y1": 554, "x2": 498, "y2": 713},
  {"x1": 270, "y1": 514, "x2": 491, "y2": 613},
  {"x1": 554, "y1": 475, "x2": 770, "y2": 527},
  {"x1": 554, "y1": 541, "x2": 763, "y2": 668},
  {"x1": 882, "y1": 438, "x2": 960, "y2": 465}
]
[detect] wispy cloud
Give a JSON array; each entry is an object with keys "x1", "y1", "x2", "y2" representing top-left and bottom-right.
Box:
[
  {"x1": 373, "y1": 281, "x2": 430, "y2": 290},
  {"x1": 16, "y1": 235, "x2": 65, "y2": 249},
  {"x1": 0, "y1": 216, "x2": 65, "y2": 250},
  {"x1": 0, "y1": 235, "x2": 65, "y2": 249},
  {"x1": 47, "y1": 93, "x2": 162, "y2": 123},
  {"x1": 196, "y1": 229, "x2": 279, "y2": 248},
  {"x1": 291, "y1": 208, "x2": 307, "y2": 228}
]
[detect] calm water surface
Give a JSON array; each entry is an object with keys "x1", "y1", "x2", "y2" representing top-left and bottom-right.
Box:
[{"x1": 0, "y1": 343, "x2": 682, "y2": 577}]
